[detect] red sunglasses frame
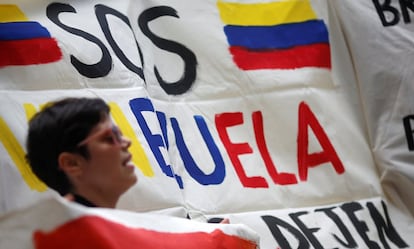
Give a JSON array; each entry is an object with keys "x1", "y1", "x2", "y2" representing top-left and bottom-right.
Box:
[{"x1": 77, "y1": 125, "x2": 123, "y2": 147}]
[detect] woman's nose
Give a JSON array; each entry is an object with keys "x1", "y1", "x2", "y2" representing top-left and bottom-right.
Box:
[{"x1": 120, "y1": 136, "x2": 131, "y2": 148}]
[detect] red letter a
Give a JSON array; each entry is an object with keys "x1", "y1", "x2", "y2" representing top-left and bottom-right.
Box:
[{"x1": 297, "y1": 102, "x2": 345, "y2": 181}]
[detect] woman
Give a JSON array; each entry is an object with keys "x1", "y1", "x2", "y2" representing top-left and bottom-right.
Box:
[{"x1": 26, "y1": 97, "x2": 137, "y2": 208}]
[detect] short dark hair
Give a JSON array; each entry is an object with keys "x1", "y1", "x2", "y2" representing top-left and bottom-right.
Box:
[{"x1": 26, "y1": 97, "x2": 109, "y2": 196}]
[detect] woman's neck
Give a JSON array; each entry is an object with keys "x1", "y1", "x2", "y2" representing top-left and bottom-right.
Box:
[{"x1": 72, "y1": 188, "x2": 119, "y2": 208}]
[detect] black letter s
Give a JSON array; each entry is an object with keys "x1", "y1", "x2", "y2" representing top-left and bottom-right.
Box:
[
  {"x1": 47, "y1": 3, "x2": 112, "y2": 78},
  {"x1": 139, "y1": 6, "x2": 197, "y2": 95},
  {"x1": 95, "y1": 4, "x2": 145, "y2": 80}
]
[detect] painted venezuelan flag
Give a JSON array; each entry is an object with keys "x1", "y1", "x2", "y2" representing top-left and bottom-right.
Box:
[
  {"x1": 217, "y1": 0, "x2": 331, "y2": 70},
  {"x1": 0, "y1": 4, "x2": 62, "y2": 67}
]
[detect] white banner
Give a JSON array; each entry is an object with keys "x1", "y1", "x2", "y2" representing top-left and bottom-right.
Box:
[
  {"x1": 207, "y1": 197, "x2": 413, "y2": 249},
  {"x1": 328, "y1": 0, "x2": 414, "y2": 214},
  {"x1": 0, "y1": 0, "x2": 413, "y2": 248}
]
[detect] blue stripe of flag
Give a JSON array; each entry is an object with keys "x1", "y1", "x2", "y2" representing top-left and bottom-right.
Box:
[
  {"x1": 223, "y1": 20, "x2": 329, "y2": 50},
  {"x1": 0, "y1": 22, "x2": 51, "y2": 41}
]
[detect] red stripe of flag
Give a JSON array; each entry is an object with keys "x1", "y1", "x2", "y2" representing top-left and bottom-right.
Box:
[
  {"x1": 0, "y1": 38, "x2": 62, "y2": 67},
  {"x1": 229, "y1": 43, "x2": 331, "y2": 70},
  {"x1": 33, "y1": 216, "x2": 257, "y2": 249}
]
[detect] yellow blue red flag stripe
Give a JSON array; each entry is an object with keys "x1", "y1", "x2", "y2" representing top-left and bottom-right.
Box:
[
  {"x1": 0, "y1": 4, "x2": 62, "y2": 67},
  {"x1": 217, "y1": 0, "x2": 331, "y2": 70}
]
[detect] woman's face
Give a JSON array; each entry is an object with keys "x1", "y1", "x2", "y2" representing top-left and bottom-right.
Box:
[{"x1": 76, "y1": 116, "x2": 137, "y2": 198}]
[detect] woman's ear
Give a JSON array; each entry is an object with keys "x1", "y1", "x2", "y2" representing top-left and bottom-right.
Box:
[{"x1": 58, "y1": 152, "x2": 82, "y2": 177}]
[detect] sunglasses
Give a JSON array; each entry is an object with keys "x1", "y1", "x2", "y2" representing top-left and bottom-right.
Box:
[{"x1": 77, "y1": 125, "x2": 123, "y2": 147}]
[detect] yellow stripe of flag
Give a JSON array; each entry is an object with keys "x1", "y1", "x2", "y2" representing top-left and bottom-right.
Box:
[
  {"x1": 0, "y1": 4, "x2": 28, "y2": 22},
  {"x1": 217, "y1": 0, "x2": 317, "y2": 26},
  {"x1": 109, "y1": 102, "x2": 154, "y2": 177},
  {"x1": 24, "y1": 103, "x2": 37, "y2": 121},
  {"x1": 0, "y1": 117, "x2": 47, "y2": 191}
]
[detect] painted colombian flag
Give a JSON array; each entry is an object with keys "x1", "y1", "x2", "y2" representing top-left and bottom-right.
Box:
[
  {"x1": 0, "y1": 4, "x2": 62, "y2": 67},
  {"x1": 217, "y1": 0, "x2": 331, "y2": 70}
]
